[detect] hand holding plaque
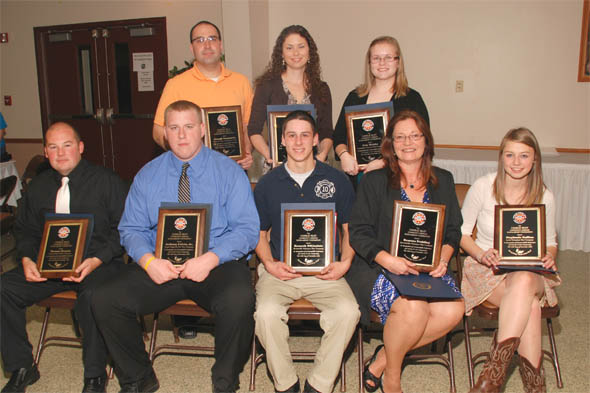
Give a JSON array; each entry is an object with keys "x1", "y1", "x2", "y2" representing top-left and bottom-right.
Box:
[
  {"x1": 155, "y1": 204, "x2": 211, "y2": 265},
  {"x1": 390, "y1": 201, "x2": 445, "y2": 273},
  {"x1": 36, "y1": 214, "x2": 93, "y2": 279},
  {"x1": 281, "y1": 203, "x2": 335, "y2": 275},
  {"x1": 494, "y1": 205, "x2": 546, "y2": 268},
  {"x1": 203, "y1": 106, "x2": 245, "y2": 161}
]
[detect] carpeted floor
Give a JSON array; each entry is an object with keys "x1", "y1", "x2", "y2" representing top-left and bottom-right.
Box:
[{"x1": 1, "y1": 233, "x2": 588, "y2": 392}]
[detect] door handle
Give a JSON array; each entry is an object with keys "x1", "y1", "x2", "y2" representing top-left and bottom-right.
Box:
[
  {"x1": 106, "y1": 107, "x2": 114, "y2": 125},
  {"x1": 95, "y1": 107, "x2": 105, "y2": 125}
]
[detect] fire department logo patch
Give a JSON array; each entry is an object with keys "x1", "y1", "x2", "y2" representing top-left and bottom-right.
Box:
[
  {"x1": 58, "y1": 226, "x2": 70, "y2": 239},
  {"x1": 362, "y1": 119, "x2": 374, "y2": 132},
  {"x1": 217, "y1": 114, "x2": 229, "y2": 126},
  {"x1": 302, "y1": 218, "x2": 315, "y2": 232},
  {"x1": 314, "y1": 179, "x2": 335, "y2": 199},
  {"x1": 513, "y1": 212, "x2": 527, "y2": 225},
  {"x1": 174, "y1": 217, "x2": 187, "y2": 231},
  {"x1": 412, "y1": 212, "x2": 426, "y2": 226}
]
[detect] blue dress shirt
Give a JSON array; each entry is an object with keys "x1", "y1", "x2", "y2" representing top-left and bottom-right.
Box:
[{"x1": 119, "y1": 147, "x2": 259, "y2": 264}]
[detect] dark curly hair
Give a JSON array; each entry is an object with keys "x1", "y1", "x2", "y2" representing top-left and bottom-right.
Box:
[
  {"x1": 255, "y1": 25, "x2": 328, "y2": 104},
  {"x1": 381, "y1": 110, "x2": 437, "y2": 189}
]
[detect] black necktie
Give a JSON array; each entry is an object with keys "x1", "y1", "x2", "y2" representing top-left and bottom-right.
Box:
[{"x1": 178, "y1": 163, "x2": 191, "y2": 203}]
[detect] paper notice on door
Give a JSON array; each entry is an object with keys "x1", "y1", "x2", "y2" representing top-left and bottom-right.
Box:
[
  {"x1": 138, "y1": 71, "x2": 154, "y2": 92},
  {"x1": 133, "y1": 52, "x2": 154, "y2": 72}
]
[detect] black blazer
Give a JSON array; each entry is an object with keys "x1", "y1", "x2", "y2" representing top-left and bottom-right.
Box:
[{"x1": 345, "y1": 166, "x2": 462, "y2": 325}]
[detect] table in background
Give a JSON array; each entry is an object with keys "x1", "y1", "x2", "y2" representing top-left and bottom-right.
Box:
[
  {"x1": 433, "y1": 148, "x2": 590, "y2": 252},
  {"x1": 0, "y1": 160, "x2": 22, "y2": 207}
]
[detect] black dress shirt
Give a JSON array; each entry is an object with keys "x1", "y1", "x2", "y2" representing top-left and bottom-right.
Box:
[
  {"x1": 332, "y1": 88, "x2": 430, "y2": 151},
  {"x1": 15, "y1": 159, "x2": 128, "y2": 265}
]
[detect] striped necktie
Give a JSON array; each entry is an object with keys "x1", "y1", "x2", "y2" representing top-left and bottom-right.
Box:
[{"x1": 178, "y1": 163, "x2": 191, "y2": 203}]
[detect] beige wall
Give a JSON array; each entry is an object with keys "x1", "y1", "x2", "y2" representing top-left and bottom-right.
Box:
[
  {"x1": 1, "y1": 0, "x2": 589, "y2": 164},
  {"x1": 267, "y1": 0, "x2": 589, "y2": 149}
]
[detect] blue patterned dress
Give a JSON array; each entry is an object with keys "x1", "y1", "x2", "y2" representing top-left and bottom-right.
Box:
[{"x1": 370, "y1": 188, "x2": 462, "y2": 324}]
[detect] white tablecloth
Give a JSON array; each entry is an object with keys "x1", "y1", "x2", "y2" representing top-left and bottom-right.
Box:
[
  {"x1": 433, "y1": 148, "x2": 590, "y2": 252},
  {"x1": 0, "y1": 160, "x2": 22, "y2": 207}
]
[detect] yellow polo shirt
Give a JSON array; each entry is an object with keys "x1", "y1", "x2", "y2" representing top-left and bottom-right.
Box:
[{"x1": 154, "y1": 63, "x2": 253, "y2": 128}]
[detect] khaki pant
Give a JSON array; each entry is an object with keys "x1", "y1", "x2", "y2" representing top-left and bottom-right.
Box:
[{"x1": 254, "y1": 264, "x2": 360, "y2": 392}]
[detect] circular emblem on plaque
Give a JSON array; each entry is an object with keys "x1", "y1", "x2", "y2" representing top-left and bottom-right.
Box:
[
  {"x1": 217, "y1": 114, "x2": 229, "y2": 126},
  {"x1": 513, "y1": 212, "x2": 527, "y2": 225},
  {"x1": 314, "y1": 179, "x2": 335, "y2": 199},
  {"x1": 362, "y1": 119, "x2": 374, "y2": 132},
  {"x1": 302, "y1": 218, "x2": 315, "y2": 232},
  {"x1": 174, "y1": 217, "x2": 188, "y2": 231},
  {"x1": 412, "y1": 282, "x2": 432, "y2": 290},
  {"x1": 412, "y1": 212, "x2": 426, "y2": 226},
  {"x1": 58, "y1": 226, "x2": 70, "y2": 239}
]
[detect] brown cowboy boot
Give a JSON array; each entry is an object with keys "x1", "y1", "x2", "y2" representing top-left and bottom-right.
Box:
[
  {"x1": 518, "y1": 354, "x2": 546, "y2": 393},
  {"x1": 469, "y1": 332, "x2": 520, "y2": 393}
]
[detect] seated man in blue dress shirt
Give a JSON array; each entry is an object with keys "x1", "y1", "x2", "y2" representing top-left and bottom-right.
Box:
[{"x1": 91, "y1": 100, "x2": 259, "y2": 393}]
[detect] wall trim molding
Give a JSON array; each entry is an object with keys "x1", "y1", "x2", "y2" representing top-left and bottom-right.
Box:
[
  {"x1": 6, "y1": 138, "x2": 43, "y2": 144},
  {"x1": 435, "y1": 144, "x2": 590, "y2": 154},
  {"x1": 6, "y1": 140, "x2": 589, "y2": 154}
]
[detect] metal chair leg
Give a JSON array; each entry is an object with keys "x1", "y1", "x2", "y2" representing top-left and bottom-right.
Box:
[
  {"x1": 447, "y1": 336, "x2": 456, "y2": 393},
  {"x1": 71, "y1": 310, "x2": 82, "y2": 338},
  {"x1": 545, "y1": 318, "x2": 563, "y2": 388},
  {"x1": 463, "y1": 316, "x2": 475, "y2": 388},
  {"x1": 148, "y1": 312, "x2": 159, "y2": 362},
  {"x1": 358, "y1": 327, "x2": 365, "y2": 393},
  {"x1": 249, "y1": 334, "x2": 257, "y2": 391},
  {"x1": 34, "y1": 307, "x2": 52, "y2": 365},
  {"x1": 340, "y1": 348, "x2": 346, "y2": 392}
]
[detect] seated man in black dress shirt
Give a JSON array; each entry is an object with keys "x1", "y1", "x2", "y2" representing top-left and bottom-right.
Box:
[{"x1": 0, "y1": 122, "x2": 128, "y2": 393}]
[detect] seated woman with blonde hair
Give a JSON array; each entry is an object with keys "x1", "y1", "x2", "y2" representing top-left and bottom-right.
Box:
[{"x1": 460, "y1": 127, "x2": 561, "y2": 392}]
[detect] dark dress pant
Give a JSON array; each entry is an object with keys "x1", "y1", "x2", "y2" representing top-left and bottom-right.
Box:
[
  {"x1": 91, "y1": 259, "x2": 254, "y2": 392},
  {"x1": 0, "y1": 261, "x2": 122, "y2": 378}
]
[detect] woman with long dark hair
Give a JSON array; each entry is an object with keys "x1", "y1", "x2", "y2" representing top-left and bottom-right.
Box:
[{"x1": 248, "y1": 25, "x2": 333, "y2": 167}]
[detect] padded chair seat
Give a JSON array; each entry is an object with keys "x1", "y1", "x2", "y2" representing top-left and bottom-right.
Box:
[
  {"x1": 286, "y1": 298, "x2": 321, "y2": 320},
  {"x1": 37, "y1": 290, "x2": 77, "y2": 309},
  {"x1": 158, "y1": 299, "x2": 211, "y2": 317}
]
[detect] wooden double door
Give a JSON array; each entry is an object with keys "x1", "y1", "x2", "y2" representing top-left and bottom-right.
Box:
[{"x1": 34, "y1": 17, "x2": 168, "y2": 181}]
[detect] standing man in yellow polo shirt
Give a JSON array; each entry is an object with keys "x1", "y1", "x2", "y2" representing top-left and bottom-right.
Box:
[{"x1": 153, "y1": 20, "x2": 253, "y2": 170}]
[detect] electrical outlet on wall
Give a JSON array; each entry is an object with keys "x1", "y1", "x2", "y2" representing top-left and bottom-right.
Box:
[{"x1": 455, "y1": 80, "x2": 464, "y2": 93}]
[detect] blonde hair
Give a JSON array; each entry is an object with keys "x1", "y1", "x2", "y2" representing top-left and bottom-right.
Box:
[
  {"x1": 164, "y1": 100, "x2": 202, "y2": 125},
  {"x1": 356, "y1": 36, "x2": 409, "y2": 99},
  {"x1": 493, "y1": 127, "x2": 545, "y2": 205}
]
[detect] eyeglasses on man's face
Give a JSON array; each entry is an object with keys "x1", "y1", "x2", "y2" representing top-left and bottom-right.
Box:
[
  {"x1": 191, "y1": 35, "x2": 219, "y2": 44},
  {"x1": 393, "y1": 133, "x2": 424, "y2": 143},
  {"x1": 370, "y1": 55, "x2": 400, "y2": 64}
]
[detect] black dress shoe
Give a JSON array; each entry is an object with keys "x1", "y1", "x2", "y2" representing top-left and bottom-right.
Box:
[
  {"x1": 276, "y1": 379, "x2": 300, "y2": 393},
  {"x1": 82, "y1": 376, "x2": 106, "y2": 393},
  {"x1": 1, "y1": 364, "x2": 40, "y2": 393},
  {"x1": 119, "y1": 369, "x2": 159, "y2": 393},
  {"x1": 303, "y1": 380, "x2": 321, "y2": 393}
]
